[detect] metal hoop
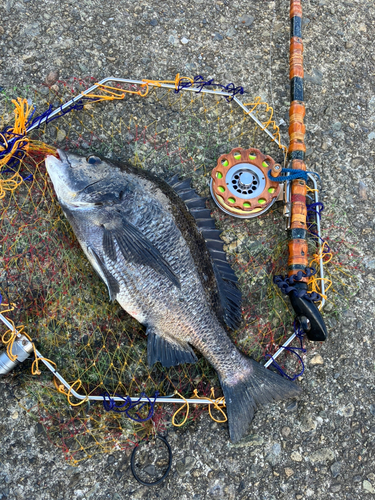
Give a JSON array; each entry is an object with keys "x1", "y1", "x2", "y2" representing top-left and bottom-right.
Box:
[{"x1": 130, "y1": 435, "x2": 172, "y2": 486}]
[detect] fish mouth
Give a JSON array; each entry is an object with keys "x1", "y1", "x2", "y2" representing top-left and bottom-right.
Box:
[
  {"x1": 55, "y1": 149, "x2": 70, "y2": 165},
  {"x1": 45, "y1": 149, "x2": 68, "y2": 171},
  {"x1": 45, "y1": 149, "x2": 82, "y2": 208},
  {"x1": 46, "y1": 149, "x2": 75, "y2": 171},
  {"x1": 45, "y1": 149, "x2": 104, "y2": 209}
]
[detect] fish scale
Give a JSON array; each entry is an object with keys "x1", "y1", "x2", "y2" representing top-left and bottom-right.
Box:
[
  {"x1": 45, "y1": 150, "x2": 302, "y2": 442},
  {"x1": 109, "y1": 225, "x2": 217, "y2": 351}
]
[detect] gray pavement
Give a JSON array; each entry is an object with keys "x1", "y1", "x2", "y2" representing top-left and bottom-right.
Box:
[{"x1": 1, "y1": 0, "x2": 375, "y2": 499}]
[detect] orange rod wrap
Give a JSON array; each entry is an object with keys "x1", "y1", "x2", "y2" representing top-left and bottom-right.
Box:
[{"x1": 288, "y1": 0, "x2": 308, "y2": 277}]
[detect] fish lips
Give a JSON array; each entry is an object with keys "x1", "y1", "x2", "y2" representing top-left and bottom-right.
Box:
[
  {"x1": 45, "y1": 149, "x2": 69, "y2": 174},
  {"x1": 45, "y1": 149, "x2": 84, "y2": 206},
  {"x1": 55, "y1": 148, "x2": 70, "y2": 164}
]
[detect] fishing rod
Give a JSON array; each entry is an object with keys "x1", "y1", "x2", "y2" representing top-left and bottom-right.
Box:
[
  {"x1": 272, "y1": 0, "x2": 327, "y2": 341},
  {"x1": 208, "y1": 0, "x2": 328, "y2": 342}
]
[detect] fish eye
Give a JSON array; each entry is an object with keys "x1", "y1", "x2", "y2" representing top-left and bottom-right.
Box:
[{"x1": 87, "y1": 155, "x2": 102, "y2": 165}]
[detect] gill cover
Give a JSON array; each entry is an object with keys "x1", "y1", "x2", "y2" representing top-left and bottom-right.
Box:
[{"x1": 45, "y1": 150, "x2": 115, "y2": 207}]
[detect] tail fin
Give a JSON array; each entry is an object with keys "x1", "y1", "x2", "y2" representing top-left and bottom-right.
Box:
[{"x1": 220, "y1": 358, "x2": 302, "y2": 443}]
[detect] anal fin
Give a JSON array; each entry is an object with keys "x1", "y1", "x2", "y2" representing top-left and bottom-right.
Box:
[{"x1": 147, "y1": 326, "x2": 197, "y2": 368}]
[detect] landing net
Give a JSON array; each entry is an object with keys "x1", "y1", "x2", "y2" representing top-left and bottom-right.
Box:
[{"x1": 0, "y1": 77, "x2": 361, "y2": 463}]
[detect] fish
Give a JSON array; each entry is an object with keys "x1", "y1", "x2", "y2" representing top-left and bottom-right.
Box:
[{"x1": 45, "y1": 150, "x2": 301, "y2": 442}]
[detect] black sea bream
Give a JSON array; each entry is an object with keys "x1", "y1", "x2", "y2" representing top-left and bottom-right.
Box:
[{"x1": 45, "y1": 150, "x2": 301, "y2": 442}]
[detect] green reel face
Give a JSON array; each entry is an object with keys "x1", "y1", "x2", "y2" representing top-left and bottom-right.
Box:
[{"x1": 210, "y1": 147, "x2": 281, "y2": 218}]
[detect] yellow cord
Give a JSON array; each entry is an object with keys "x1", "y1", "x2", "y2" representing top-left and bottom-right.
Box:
[
  {"x1": 1, "y1": 301, "x2": 56, "y2": 375},
  {"x1": 192, "y1": 388, "x2": 227, "y2": 423},
  {"x1": 0, "y1": 98, "x2": 33, "y2": 197},
  {"x1": 0, "y1": 301, "x2": 16, "y2": 316},
  {"x1": 31, "y1": 354, "x2": 56, "y2": 377},
  {"x1": 2, "y1": 328, "x2": 19, "y2": 363},
  {"x1": 308, "y1": 241, "x2": 333, "y2": 303},
  {"x1": 243, "y1": 96, "x2": 288, "y2": 160},
  {"x1": 142, "y1": 73, "x2": 194, "y2": 91},
  {"x1": 0, "y1": 171, "x2": 23, "y2": 200},
  {"x1": 1, "y1": 302, "x2": 18, "y2": 362},
  {"x1": 88, "y1": 74, "x2": 194, "y2": 103},
  {"x1": 171, "y1": 391, "x2": 190, "y2": 427},
  {"x1": 171, "y1": 388, "x2": 228, "y2": 427},
  {"x1": 54, "y1": 377, "x2": 89, "y2": 406},
  {"x1": 86, "y1": 82, "x2": 149, "y2": 100},
  {"x1": 67, "y1": 380, "x2": 89, "y2": 407},
  {"x1": 1, "y1": 321, "x2": 56, "y2": 375},
  {"x1": 0, "y1": 98, "x2": 57, "y2": 198},
  {"x1": 0, "y1": 98, "x2": 32, "y2": 167}
]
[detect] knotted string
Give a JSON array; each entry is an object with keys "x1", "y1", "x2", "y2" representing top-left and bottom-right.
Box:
[
  {"x1": 102, "y1": 391, "x2": 159, "y2": 422},
  {"x1": 265, "y1": 323, "x2": 306, "y2": 381}
]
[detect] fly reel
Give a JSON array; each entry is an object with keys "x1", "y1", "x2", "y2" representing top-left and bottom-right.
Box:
[{"x1": 210, "y1": 147, "x2": 282, "y2": 218}]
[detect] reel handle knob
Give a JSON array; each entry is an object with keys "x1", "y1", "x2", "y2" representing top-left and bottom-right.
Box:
[{"x1": 271, "y1": 163, "x2": 282, "y2": 178}]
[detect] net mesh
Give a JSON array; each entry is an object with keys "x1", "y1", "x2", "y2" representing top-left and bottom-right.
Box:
[{"x1": 0, "y1": 78, "x2": 361, "y2": 463}]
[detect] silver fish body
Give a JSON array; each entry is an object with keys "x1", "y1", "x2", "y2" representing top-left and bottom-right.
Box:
[{"x1": 45, "y1": 151, "x2": 301, "y2": 442}]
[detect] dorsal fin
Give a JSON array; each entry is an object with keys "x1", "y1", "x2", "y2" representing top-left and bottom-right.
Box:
[
  {"x1": 167, "y1": 175, "x2": 192, "y2": 193},
  {"x1": 170, "y1": 178, "x2": 192, "y2": 192},
  {"x1": 177, "y1": 189, "x2": 200, "y2": 202},
  {"x1": 188, "y1": 208, "x2": 212, "y2": 219},
  {"x1": 212, "y1": 264, "x2": 242, "y2": 330},
  {"x1": 185, "y1": 197, "x2": 208, "y2": 209},
  {"x1": 166, "y1": 175, "x2": 242, "y2": 329}
]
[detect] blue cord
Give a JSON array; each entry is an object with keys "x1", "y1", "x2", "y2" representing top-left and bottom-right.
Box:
[
  {"x1": 268, "y1": 168, "x2": 321, "y2": 183},
  {"x1": 307, "y1": 201, "x2": 324, "y2": 219},
  {"x1": 306, "y1": 202, "x2": 331, "y2": 253},
  {"x1": 273, "y1": 268, "x2": 321, "y2": 302},
  {"x1": 265, "y1": 323, "x2": 306, "y2": 381},
  {"x1": 176, "y1": 75, "x2": 244, "y2": 101},
  {"x1": 0, "y1": 96, "x2": 103, "y2": 166},
  {"x1": 102, "y1": 391, "x2": 159, "y2": 422},
  {"x1": 268, "y1": 168, "x2": 308, "y2": 182}
]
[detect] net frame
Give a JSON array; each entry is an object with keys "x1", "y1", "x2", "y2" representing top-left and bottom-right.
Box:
[
  {"x1": 0, "y1": 73, "x2": 356, "y2": 463},
  {"x1": 0, "y1": 76, "x2": 329, "y2": 398}
]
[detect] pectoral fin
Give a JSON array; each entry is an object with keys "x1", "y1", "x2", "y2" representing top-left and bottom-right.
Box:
[
  {"x1": 86, "y1": 246, "x2": 119, "y2": 301},
  {"x1": 100, "y1": 211, "x2": 180, "y2": 289}
]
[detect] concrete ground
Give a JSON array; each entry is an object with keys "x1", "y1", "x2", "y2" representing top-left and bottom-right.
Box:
[{"x1": 1, "y1": 0, "x2": 375, "y2": 499}]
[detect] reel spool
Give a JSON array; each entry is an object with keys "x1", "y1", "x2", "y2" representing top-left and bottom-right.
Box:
[{"x1": 210, "y1": 147, "x2": 282, "y2": 218}]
